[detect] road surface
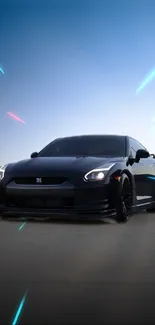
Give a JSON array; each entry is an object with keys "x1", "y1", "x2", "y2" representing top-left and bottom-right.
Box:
[{"x1": 0, "y1": 212, "x2": 155, "y2": 325}]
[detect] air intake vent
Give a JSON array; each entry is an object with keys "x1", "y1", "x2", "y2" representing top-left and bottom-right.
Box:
[
  {"x1": 12, "y1": 177, "x2": 68, "y2": 185},
  {"x1": 6, "y1": 197, "x2": 74, "y2": 209}
]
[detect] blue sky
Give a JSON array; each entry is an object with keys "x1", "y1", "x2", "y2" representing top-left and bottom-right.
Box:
[{"x1": 1, "y1": 0, "x2": 155, "y2": 165}]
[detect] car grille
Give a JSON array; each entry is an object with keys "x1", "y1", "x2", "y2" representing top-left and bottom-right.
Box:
[
  {"x1": 6, "y1": 197, "x2": 74, "y2": 209},
  {"x1": 12, "y1": 177, "x2": 68, "y2": 185}
]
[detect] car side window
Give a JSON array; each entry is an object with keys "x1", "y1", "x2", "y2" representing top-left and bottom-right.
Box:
[
  {"x1": 129, "y1": 138, "x2": 147, "y2": 158},
  {"x1": 129, "y1": 147, "x2": 136, "y2": 159}
]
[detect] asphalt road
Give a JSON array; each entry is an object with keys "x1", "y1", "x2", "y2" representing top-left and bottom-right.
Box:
[{"x1": 1, "y1": 212, "x2": 155, "y2": 325}]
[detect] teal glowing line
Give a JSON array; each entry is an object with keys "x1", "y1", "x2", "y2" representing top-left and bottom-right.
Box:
[
  {"x1": 0, "y1": 67, "x2": 4, "y2": 74},
  {"x1": 136, "y1": 68, "x2": 155, "y2": 94},
  {"x1": 148, "y1": 176, "x2": 155, "y2": 180},
  {"x1": 18, "y1": 222, "x2": 26, "y2": 231},
  {"x1": 12, "y1": 291, "x2": 27, "y2": 325}
]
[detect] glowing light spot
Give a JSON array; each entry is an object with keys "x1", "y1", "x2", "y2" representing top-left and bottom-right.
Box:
[
  {"x1": 12, "y1": 291, "x2": 28, "y2": 325},
  {"x1": 114, "y1": 176, "x2": 121, "y2": 181},
  {"x1": 18, "y1": 222, "x2": 27, "y2": 231},
  {"x1": 0, "y1": 67, "x2": 4, "y2": 74},
  {"x1": 136, "y1": 68, "x2": 155, "y2": 94},
  {"x1": 7, "y1": 112, "x2": 26, "y2": 124},
  {"x1": 97, "y1": 172, "x2": 104, "y2": 180}
]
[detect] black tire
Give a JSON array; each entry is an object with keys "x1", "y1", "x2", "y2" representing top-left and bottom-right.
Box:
[
  {"x1": 146, "y1": 208, "x2": 155, "y2": 213},
  {"x1": 0, "y1": 183, "x2": 4, "y2": 205},
  {"x1": 146, "y1": 202, "x2": 155, "y2": 212},
  {"x1": 116, "y1": 174, "x2": 132, "y2": 223}
]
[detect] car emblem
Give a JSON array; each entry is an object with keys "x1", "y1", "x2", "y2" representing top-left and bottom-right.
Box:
[{"x1": 36, "y1": 178, "x2": 42, "y2": 184}]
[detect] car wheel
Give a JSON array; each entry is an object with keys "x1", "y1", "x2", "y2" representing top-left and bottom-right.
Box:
[
  {"x1": 0, "y1": 184, "x2": 4, "y2": 205},
  {"x1": 116, "y1": 174, "x2": 132, "y2": 223}
]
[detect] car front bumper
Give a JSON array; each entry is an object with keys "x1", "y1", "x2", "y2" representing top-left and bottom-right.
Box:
[
  {"x1": 0, "y1": 207, "x2": 116, "y2": 220},
  {"x1": 0, "y1": 180, "x2": 117, "y2": 219}
]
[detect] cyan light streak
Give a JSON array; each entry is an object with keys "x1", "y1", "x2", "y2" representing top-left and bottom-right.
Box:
[
  {"x1": 148, "y1": 176, "x2": 155, "y2": 180},
  {"x1": 12, "y1": 291, "x2": 28, "y2": 325},
  {"x1": 0, "y1": 67, "x2": 4, "y2": 74},
  {"x1": 136, "y1": 68, "x2": 155, "y2": 94},
  {"x1": 18, "y1": 222, "x2": 27, "y2": 231}
]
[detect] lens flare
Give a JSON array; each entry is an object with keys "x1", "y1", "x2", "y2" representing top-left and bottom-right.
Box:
[
  {"x1": 7, "y1": 112, "x2": 26, "y2": 124},
  {"x1": 136, "y1": 68, "x2": 155, "y2": 94}
]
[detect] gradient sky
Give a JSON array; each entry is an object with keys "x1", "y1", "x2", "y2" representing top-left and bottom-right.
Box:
[{"x1": 1, "y1": 0, "x2": 155, "y2": 165}]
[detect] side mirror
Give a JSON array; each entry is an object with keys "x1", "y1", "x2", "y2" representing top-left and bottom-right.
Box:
[
  {"x1": 135, "y1": 149, "x2": 150, "y2": 163},
  {"x1": 31, "y1": 152, "x2": 38, "y2": 158}
]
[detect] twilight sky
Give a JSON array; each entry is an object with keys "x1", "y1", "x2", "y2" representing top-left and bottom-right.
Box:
[{"x1": 1, "y1": 0, "x2": 155, "y2": 165}]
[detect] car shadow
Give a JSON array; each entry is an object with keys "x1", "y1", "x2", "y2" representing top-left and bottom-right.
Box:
[{"x1": 1, "y1": 216, "x2": 118, "y2": 225}]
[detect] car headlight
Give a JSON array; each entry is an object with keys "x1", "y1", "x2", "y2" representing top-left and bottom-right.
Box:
[
  {"x1": 84, "y1": 163, "x2": 115, "y2": 181},
  {"x1": 0, "y1": 164, "x2": 12, "y2": 180},
  {"x1": 0, "y1": 171, "x2": 5, "y2": 180}
]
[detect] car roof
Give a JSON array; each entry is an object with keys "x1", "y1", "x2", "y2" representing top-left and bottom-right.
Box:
[{"x1": 57, "y1": 134, "x2": 127, "y2": 140}]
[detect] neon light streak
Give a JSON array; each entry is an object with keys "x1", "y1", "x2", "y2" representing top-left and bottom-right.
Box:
[
  {"x1": 136, "y1": 68, "x2": 155, "y2": 94},
  {"x1": 18, "y1": 222, "x2": 27, "y2": 231},
  {"x1": 0, "y1": 67, "x2": 4, "y2": 74},
  {"x1": 12, "y1": 291, "x2": 28, "y2": 325},
  {"x1": 7, "y1": 112, "x2": 26, "y2": 124}
]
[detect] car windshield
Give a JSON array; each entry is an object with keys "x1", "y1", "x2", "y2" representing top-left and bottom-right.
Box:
[{"x1": 38, "y1": 135, "x2": 126, "y2": 157}]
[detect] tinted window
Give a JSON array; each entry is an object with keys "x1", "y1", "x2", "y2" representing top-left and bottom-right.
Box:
[
  {"x1": 129, "y1": 147, "x2": 136, "y2": 158},
  {"x1": 38, "y1": 135, "x2": 126, "y2": 157},
  {"x1": 129, "y1": 138, "x2": 147, "y2": 158}
]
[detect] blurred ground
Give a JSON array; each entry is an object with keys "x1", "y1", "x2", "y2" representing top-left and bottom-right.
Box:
[{"x1": 0, "y1": 212, "x2": 155, "y2": 325}]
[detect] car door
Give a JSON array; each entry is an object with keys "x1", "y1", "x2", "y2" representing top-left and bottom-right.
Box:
[{"x1": 129, "y1": 137, "x2": 155, "y2": 203}]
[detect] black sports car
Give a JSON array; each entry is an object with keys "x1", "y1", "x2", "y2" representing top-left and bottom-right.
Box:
[{"x1": 0, "y1": 134, "x2": 155, "y2": 222}]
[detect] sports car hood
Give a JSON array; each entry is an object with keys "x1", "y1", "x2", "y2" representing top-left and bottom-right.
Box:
[{"x1": 6, "y1": 156, "x2": 125, "y2": 178}]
